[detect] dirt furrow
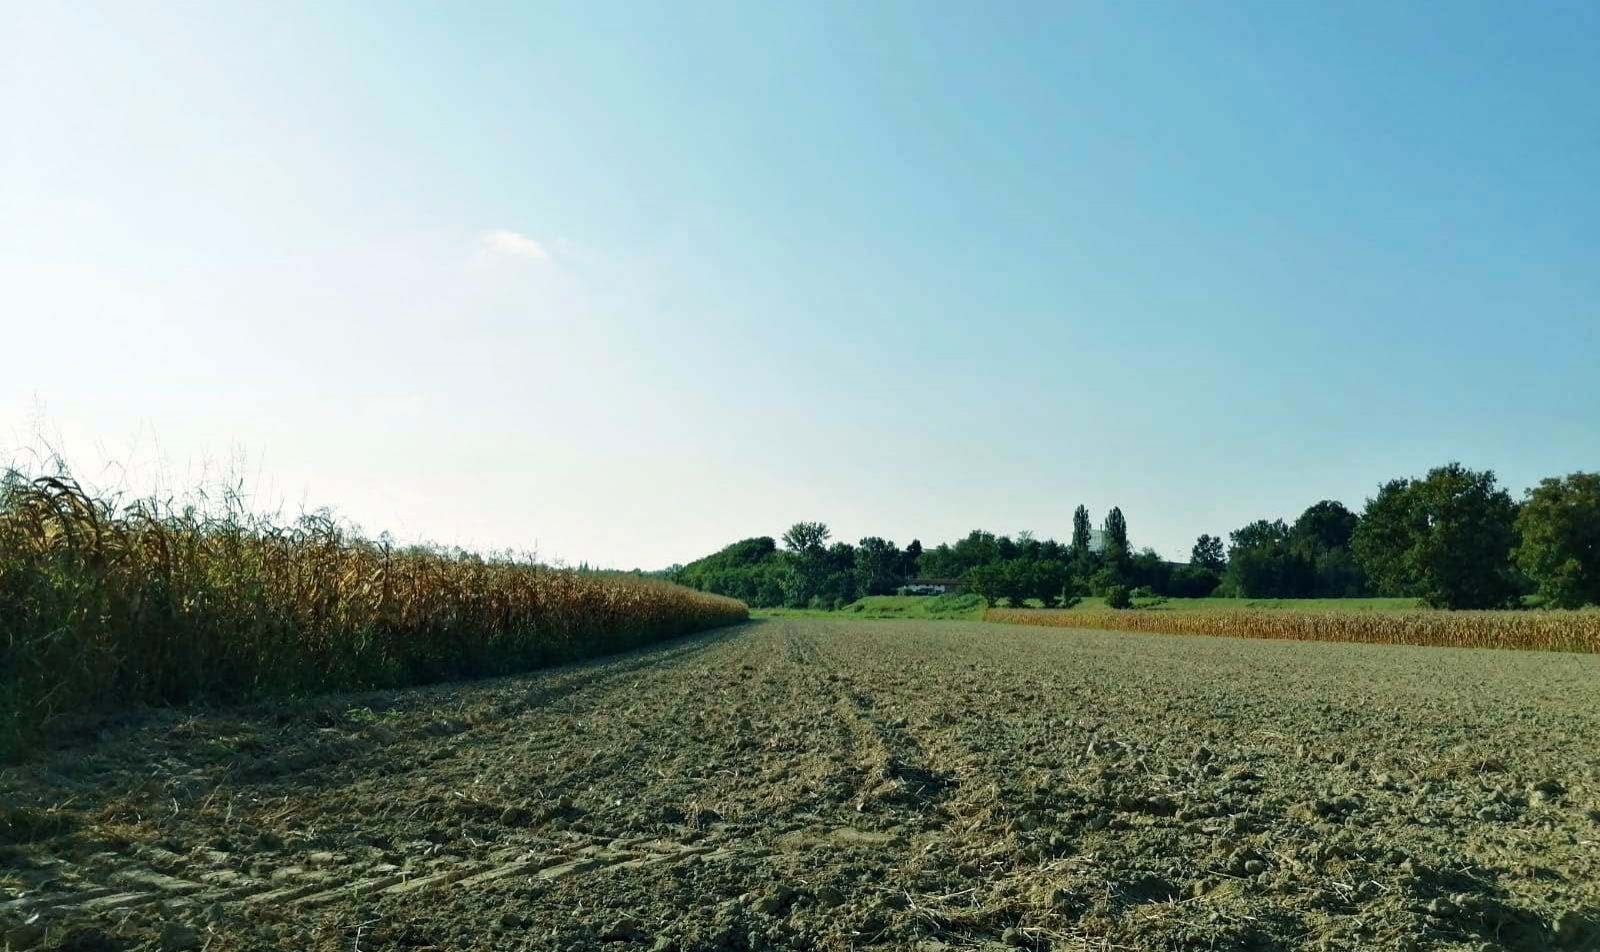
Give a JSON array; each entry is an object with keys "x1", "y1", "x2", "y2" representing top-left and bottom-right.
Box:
[{"x1": 2, "y1": 617, "x2": 1596, "y2": 952}]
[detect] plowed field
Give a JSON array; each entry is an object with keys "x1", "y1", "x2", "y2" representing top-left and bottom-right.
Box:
[{"x1": 3, "y1": 618, "x2": 1597, "y2": 951}]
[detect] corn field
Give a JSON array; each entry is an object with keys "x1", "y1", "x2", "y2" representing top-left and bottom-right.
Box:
[
  {"x1": 0, "y1": 470, "x2": 747, "y2": 757},
  {"x1": 985, "y1": 606, "x2": 1600, "y2": 653}
]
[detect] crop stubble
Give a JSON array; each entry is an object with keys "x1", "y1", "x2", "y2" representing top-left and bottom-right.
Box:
[{"x1": 2, "y1": 617, "x2": 1597, "y2": 950}]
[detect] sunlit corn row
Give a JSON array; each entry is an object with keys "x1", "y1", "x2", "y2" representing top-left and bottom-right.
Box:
[
  {"x1": 0, "y1": 472, "x2": 746, "y2": 755},
  {"x1": 985, "y1": 607, "x2": 1600, "y2": 654}
]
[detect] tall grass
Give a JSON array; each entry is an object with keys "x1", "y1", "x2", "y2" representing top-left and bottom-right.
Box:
[
  {"x1": 0, "y1": 469, "x2": 746, "y2": 758},
  {"x1": 985, "y1": 606, "x2": 1600, "y2": 653}
]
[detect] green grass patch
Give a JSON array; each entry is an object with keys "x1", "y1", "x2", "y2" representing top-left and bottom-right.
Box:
[{"x1": 755, "y1": 593, "x2": 986, "y2": 621}]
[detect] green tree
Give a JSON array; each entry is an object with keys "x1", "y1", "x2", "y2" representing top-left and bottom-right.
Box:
[
  {"x1": 1349, "y1": 480, "x2": 1420, "y2": 597},
  {"x1": 964, "y1": 563, "x2": 1005, "y2": 605},
  {"x1": 1514, "y1": 472, "x2": 1600, "y2": 608},
  {"x1": 1098, "y1": 507, "x2": 1130, "y2": 587},
  {"x1": 1190, "y1": 534, "x2": 1226, "y2": 573},
  {"x1": 1088, "y1": 564, "x2": 1124, "y2": 596},
  {"x1": 1290, "y1": 500, "x2": 1366, "y2": 596},
  {"x1": 996, "y1": 534, "x2": 1019, "y2": 562},
  {"x1": 916, "y1": 542, "x2": 961, "y2": 578},
  {"x1": 1224, "y1": 519, "x2": 1298, "y2": 597},
  {"x1": 1129, "y1": 548, "x2": 1172, "y2": 594},
  {"x1": 781, "y1": 521, "x2": 834, "y2": 607},
  {"x1": 1169, "y1": 565, "x2": 1220, "y2": 597},
  {"x1": 781, "y1": 522, "x2": 831, "y2": 553},
  {"x1": 951, "y1": 530, "x2": 1001, "y2": 573},
  {"x1": 998, "y1": 560, "x2": 1032, "y2": 605},
  {"x1": 1014, "y1": 530, "x2": 1041, "y2": 562},
  {"x1": 1094, "y1": 507, "x2": 1132, "y2": 592},
  {"x1": 968, "y1": 558, "x2": 1068, "y2": 607},
  {"x1": 1292, "y1": 500, "x2": 1359, "y2": 552},
  {"x1": 1102, "y1": 507, "x2": 1128, "y2": 559},
  {"x1": 819, "y1": 541, "x2": 859, "y2": 607},
  {"x1": 1071, "y1": 506, "x2": 1092, "y2": 558},
  {"x1": 1352, "y1": 463, "x2": 1520, "y2": 609},
  {"x1": 671, "y1": 537, "x2": 790, "y2": 607},
  {"x1": 1028, "y1": 560, "x2": 1069, "y2": 605},
  {"x1": 902, "y1": 539, "x2": 923, "y2": 578},
  {"x1": 854, "y1": 537, "x2": 905, "y2": 597},
  {"x1": 1311, "y1": 548, "x2": 1366, "y2": 598}
]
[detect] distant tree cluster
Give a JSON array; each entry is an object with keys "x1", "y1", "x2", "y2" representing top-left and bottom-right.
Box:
[
  {"x1": 1216, "y1": 500, "x2": 1363, "y2": 600},
  {"x1": 1210, "y1": 463, "x2": 1600, "y2": 609},
  {"x1": 1515, "y1": 472, "x2": 1600, "y2": 608},
  {"x1": 911, "y1": 508, "x2": 1186, "y2": 607},
  {"x1": 672, "y1": 505, "x2": 1184, "y2": 609},
  {"x1": 666, "y1": 536, "x2": 791, "y2": 607},
  {"x1": 1348, "y1": 465, "x2": 1518, "y2": 609},
  {"x1": 669, "y1": 464, "x2": 1600, "y2": 612},
  {"x1": 667, "y1": 526, "x2": 928, "y2": 610}
]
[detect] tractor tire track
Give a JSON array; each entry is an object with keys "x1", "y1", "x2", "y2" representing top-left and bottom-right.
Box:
[{"x1": 4, "y1": 617, "x2": 1598, "y2": 952}]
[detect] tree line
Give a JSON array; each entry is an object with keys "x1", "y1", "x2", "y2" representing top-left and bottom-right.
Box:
[
  {"x1": 667, "y1": 505, "x2": 1210, "y2": 610},
  {"x1": 667, "y1": 464, "x2": 1600, "y2": 611},
  {"x1": 1219, "y1": 464, "x2": 1599, "y2": 609}
]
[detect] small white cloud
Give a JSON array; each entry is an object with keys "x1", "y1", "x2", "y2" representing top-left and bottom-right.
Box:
[{"x1": 480, "y1": 229, "x2": 550, "y2": 261}]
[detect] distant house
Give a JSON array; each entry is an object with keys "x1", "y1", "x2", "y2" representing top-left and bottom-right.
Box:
[{"x1": 900, "y1": 577, "x2": 964, "y2": 595}]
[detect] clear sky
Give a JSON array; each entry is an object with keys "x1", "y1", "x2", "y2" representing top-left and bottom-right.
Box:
[{"x1": 4, "y1": 2, "x2": 1597, "y2": 568}]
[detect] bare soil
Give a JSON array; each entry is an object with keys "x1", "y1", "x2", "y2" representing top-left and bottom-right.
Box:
[{"x1": 3, "y1": 617, "x2": 1598, "y2": 951}]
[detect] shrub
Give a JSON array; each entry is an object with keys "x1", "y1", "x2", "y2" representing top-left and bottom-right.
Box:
[{"x1": 1105, "y1": 585, "x2": 1133, "y2": 610}]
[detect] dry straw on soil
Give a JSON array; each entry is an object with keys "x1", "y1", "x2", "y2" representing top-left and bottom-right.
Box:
[
  {"x1": 0, "y1": 470, "x2": 746, "y2": 756},
  {"x1": 985, "y1": 606, "x2": 1600, "y2": 653}
]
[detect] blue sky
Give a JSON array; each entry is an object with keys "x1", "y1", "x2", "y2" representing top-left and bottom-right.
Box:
[{"x1": 3, "y1": 1, "x2": 1596, "y2": 568}]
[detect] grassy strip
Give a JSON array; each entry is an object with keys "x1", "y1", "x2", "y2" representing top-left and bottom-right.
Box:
[
  {"x1": 756, "y1": 594, "x2": 986, "y2": 622},
  {"x1": 0, "y1": 472, "x2": 747, "y2": 759},
  {"x1": 985, "y1": 606, "x2": 1600, "y2": 653}
]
